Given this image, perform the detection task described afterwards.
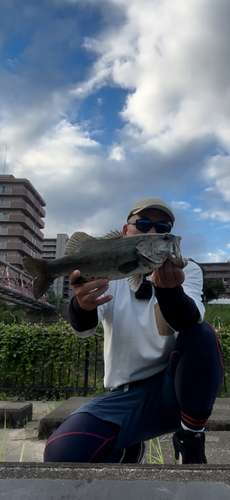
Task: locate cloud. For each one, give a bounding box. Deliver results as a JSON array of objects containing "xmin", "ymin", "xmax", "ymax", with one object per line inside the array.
[
  {"xmin": 70, "ymin": 0, "xmax": 230, "ymax": 201},
  {"xmin": 199, "ymin": 210, "xmax": 230, "ymax": 223},
  {"xmin": 171, "ymin": 201, "xmax": 191, "ymax": 211},
  {"xmin": 108, "ymin": 145, "xmax": 126, "ymax": 161},
  {"xmin": 0, "ymin": 0, "xmax": 230, "ymax": 264}
]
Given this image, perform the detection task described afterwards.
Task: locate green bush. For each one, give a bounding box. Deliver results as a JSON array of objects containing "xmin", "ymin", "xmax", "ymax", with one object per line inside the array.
[
  {"xmin": 216, "ymin": 326, "xmax": 230, "ymax": 396},
  {"xmin": 0, "ymin": 317, "xmax": 104, "ymax": 400}
]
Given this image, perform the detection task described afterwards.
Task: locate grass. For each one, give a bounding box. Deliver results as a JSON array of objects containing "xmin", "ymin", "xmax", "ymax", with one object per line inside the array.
[
  {"xmin": 0, "ymin": 414, "xmax": 26, "ymax": 462},
  {"xmin": 0, "ymin": 415, "xmax": 7, "ymax": 462},
  {"xmin": 146, "ymin": 435, "xmax": 172, "ymax": 464},
  {"xmin": 204, "ymin": 304, "xmax": 230, "ymax": 327}
]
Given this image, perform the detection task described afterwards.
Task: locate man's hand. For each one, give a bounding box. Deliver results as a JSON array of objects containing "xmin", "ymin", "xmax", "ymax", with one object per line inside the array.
[
  {"xmin": 70, "ymin": 270, "xmax": 113, "ymax": 311},
  {"xmin": 151, "ymin": 258, "xmax": 188, "ymax": 289}
]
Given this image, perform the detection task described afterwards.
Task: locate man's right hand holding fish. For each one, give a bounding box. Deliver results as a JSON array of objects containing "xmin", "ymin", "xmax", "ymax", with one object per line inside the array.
[
  {"xmin": 44, "ymin": 197, "xmax": 224, "ymax": 466},
  {"xmin": 70, "ymin": 272, "xmax": 112, "ymax": 310}
]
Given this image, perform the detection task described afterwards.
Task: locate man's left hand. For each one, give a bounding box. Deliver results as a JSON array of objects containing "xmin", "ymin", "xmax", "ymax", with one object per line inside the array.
[{"xmin": 151, "ymin": 258, "xmax": 188, "ymax": 288}]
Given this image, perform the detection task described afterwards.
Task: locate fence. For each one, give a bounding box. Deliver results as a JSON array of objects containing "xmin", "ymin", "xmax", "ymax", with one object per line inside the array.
[{"xmin": 0, "ymin": 321, "xmax": 105, "ymax": 398}]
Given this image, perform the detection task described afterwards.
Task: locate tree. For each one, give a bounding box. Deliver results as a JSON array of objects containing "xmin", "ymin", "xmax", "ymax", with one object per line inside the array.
[{"xmin": 202, "ymin": 278, "xmax": 226, "ymax": 303}]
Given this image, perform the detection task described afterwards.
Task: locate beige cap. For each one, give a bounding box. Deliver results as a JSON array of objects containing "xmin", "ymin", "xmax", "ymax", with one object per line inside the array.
[{"xmin": 127, "ymin": 197, "xmax": 175, "ymax": 225}]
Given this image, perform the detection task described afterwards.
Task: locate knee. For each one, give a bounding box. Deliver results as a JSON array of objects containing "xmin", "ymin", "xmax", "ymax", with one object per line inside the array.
[{"xmin": 181, "ymin": 320, "xmax": 219, "ymax": 347}]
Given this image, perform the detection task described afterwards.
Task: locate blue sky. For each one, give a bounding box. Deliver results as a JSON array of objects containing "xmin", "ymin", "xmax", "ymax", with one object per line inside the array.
[{"xmin": 0, "ymin": 0, "xmax": 230, "ymax": 263}]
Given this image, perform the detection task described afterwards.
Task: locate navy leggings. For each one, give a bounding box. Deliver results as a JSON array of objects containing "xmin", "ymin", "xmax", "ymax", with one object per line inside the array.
[{"xmin": 44, "ymin": 321, "xmax": 224, "ymax": 462}]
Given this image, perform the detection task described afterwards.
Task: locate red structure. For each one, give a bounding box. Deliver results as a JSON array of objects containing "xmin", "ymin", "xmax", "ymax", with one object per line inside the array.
[{"xmin": 0, "ymin": 258, "xmax": 54, "ymax": 310}]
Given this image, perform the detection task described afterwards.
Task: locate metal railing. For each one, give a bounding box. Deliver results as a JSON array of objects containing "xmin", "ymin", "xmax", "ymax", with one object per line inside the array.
[{"xmin": 0, "ymin": 336, "xmax": 104, "ymax": 398}]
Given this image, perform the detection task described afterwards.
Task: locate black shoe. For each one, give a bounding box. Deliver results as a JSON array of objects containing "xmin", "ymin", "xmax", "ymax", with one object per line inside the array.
[
  {"xmin": 120, "ymin": 442, "xmax": 146, "ymax": 463},
  {"xmin": 173, "ymin": 430, "xmax": 207, "ymax": 464}
]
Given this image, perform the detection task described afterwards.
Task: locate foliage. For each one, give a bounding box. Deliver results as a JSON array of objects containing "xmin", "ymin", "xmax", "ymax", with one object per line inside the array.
[
  {"xmin": 215, "ymin": 326, "xmax": 230, "ymax": 396},
  {"xmin": 202, "ymin": 278, "xmax": 226, "ymax": 303},
  {"xmin": 204, "ymin": 304, "xmax": 230, "ymax": 327},
  {"xmin": 45, "ymin": 288, "xmax": 66, "ymax": 312},
  {"xmin": 200, "ymin": 265, "xmax": 226, "ymax": 303},
  {"xmin": 0, "ymin": 300, "xmax": 24, "ymax": 324},
  {"xmin": 0, "ymin": 317, "xmax": 104, "ymax": 400}
]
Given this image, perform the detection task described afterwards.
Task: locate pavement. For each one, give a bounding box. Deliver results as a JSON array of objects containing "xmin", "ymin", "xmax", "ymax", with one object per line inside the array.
[
  {"xmin": 0, "ymin": 397, "xmax": 230, "ymax": 465},
  {"xmin": 1, "ymin": 398, "xmax": 230, "ymax": 497},
  {"xmin": 0, "ymin": 400, "xmax": 62, "ymax": 462}
]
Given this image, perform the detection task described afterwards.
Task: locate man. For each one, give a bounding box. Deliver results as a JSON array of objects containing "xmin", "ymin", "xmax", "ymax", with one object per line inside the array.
[{"xmin": 44, "ymin": 197, "xmax": 223, "ymax": 464}]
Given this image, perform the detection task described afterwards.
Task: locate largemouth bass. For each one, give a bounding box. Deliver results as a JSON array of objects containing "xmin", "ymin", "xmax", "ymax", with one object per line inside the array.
[{"xmin": 22, "ymin": 230, "xmax": 184, "ymax": 300}]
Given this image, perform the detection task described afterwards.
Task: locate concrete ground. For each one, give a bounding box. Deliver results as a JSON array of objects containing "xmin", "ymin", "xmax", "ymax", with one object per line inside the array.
[
  {"xmin": 0, "ymin": 401, "xmax": 62, "ymax": 462},
  {"xmin": 0, "ymin": 398, "xmax": 230, "ymax": 464}
]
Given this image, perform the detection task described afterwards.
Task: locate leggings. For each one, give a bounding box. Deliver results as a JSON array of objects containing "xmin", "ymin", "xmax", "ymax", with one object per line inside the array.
[{"xmin": 44, "ymin": 321, "xmax": 224, "ymax": 462}]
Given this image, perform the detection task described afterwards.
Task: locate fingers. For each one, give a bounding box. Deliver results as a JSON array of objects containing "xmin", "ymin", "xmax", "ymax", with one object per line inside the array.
[
  {"xmin": 69, "ymin": 270, "xmax": 113, "ymax": 311},
  {"xmin": 151, "ymin": 259, "xmax": 185, "ymax": 288},
  {"xmin": 70, "ymin": 269, "xmax": 81, "ymax": 284}
]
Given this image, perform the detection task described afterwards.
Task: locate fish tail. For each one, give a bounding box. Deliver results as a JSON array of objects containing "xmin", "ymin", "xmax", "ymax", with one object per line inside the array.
[{"xmin": 22, "ymin": 257, "xmax": 54, "ymax": 300}]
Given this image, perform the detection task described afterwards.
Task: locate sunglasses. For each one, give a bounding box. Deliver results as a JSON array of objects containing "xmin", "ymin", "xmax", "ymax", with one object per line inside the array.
[{"xmin": 128, "ymin": 219, "xmax": 172, "ymax": 234}]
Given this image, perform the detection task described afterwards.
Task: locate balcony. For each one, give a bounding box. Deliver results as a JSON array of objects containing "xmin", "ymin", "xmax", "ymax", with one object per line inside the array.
[
  {"xmin": 7, "ymin": 229, "xmax": 43, "ymax": 252},
  {"xmin": 1, "ymin": 187, "xmax": 46, "ymax": 217},
  {"xmin": 8, "ymin": 200, "xmax": 45, "ymax": 222},
  {"xmin": 8, "ymin": 213, "xmax": 45, "ymax": 230},
  {"xmin": 4, "ymin": 225, "xmax": 43, "ymax": 242},
  {"xmin": 4, "ymin": 241, "xmax": 41, "ymax": 258}
]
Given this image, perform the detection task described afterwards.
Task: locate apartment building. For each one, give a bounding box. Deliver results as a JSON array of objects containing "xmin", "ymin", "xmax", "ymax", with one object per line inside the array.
[
  {"xmin": 42, "ymin": 234, "xmax": 71, "ymax": 300},
  {"xmin": 0, "ymin": 174, "xmax": 45, "ymax": 267},
  {"xmin": 199, "ymin": 261, "xmax": 230, "ymax": 298}
]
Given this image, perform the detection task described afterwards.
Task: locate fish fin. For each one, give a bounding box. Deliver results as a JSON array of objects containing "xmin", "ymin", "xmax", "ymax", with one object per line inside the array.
[
  {"xmin": 65, "ymin": 230, "xmax": 123, "ymax": 254},
  {"xmin": 118, "ymin": 260, "xmax": 139, "ymax": 274},
  {"xmin": 22, "ymin": 257, "xmax": 54, "ymax": 300},
  {"xmin": 65, "ymin": 231, "xmax": 96, "ymax": 255},
  {"xmin": 128, "ymin": 274, "xmax": 143, "ymax": 292},
  {"xmin": 99, "ymin": 230, "xmax": 123, "ymax": 240}
]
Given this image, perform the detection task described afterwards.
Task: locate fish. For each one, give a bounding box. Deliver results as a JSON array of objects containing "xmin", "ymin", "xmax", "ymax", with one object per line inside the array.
[{"xmin": 22, "ymin": 229, "xmax": 184, "ymax": 300}]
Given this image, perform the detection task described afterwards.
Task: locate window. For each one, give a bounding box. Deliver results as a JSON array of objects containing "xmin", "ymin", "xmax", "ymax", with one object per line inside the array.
[
  {"xmin": 0, "ymin": 200, "xmax": 10, "ymax": 207},
  {"xmin": 0, "ymin": 213, "xmax": 9, "ymax": 220},
  {"xmin": 0, "ymin": 186, "xmax": 11, "ymax": 193}
]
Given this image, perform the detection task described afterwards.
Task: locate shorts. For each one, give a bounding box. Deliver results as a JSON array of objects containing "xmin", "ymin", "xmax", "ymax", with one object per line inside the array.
[{"xmin": 71, "ymin": 369, "xmax": 181, "ymax": 451}]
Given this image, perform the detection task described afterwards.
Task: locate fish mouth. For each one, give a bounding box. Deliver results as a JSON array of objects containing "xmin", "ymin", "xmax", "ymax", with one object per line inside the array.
[{"xmin": 166, "ymin": 237, "xmax": 184, "ymax": 267}]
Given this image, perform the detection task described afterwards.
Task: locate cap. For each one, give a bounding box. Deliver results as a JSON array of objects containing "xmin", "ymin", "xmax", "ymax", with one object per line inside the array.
[{"xmin": 127, "ymin": 197, "xmax": 175, "ymax": 225}]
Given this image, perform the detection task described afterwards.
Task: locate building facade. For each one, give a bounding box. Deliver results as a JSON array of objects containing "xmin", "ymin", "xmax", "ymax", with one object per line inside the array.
[
  {"xmin": 199, "ymin": 261, "xmax": 230, "ymax": 298},
  {"xmin": 0, "ymin": 174, "xmax": 45, "ymax": 267},
  {"xmin": 42, "ymin": 234, "xmax": 71, "ymax": 300}
]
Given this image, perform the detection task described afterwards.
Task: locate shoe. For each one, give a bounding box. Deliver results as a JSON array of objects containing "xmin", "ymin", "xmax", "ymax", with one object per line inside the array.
[
  {"xmin": 120, "ymin": 441, "xmax": 146, "ymax": 463},
  {"xmin": 173, "ymin": 430, "xmax": 207, "ymax": 464}
]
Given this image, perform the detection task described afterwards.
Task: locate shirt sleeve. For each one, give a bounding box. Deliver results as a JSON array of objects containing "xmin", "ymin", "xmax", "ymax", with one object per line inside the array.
[
  {"xmin": 68, "ymin": 296, "xmax": 98, "ymax": 338},
  {"xmin": 153, "ymin": 260, "xmax": 205, "ymax": 331}
]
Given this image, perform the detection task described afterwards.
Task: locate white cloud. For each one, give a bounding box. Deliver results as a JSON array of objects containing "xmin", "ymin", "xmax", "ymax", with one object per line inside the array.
[
  {"xmin": 204, "ymin": 155, "xmax": 230, "ymax": 202},
  {"xmin": 1, "ymin": 0, "xmax": 230, "ymax": 263},
  {"xmin": 69, "ymin": 0, "xmax": 230, "ymax": 205},
  {"xmin": 108, "ymin": 145, "xmax": 126, "ymax": 161},
  {"xmin": 199, "ymin": 210, "xmax": 230, "ymax": 223},
  {"xmin": 171, "ymin": 201, "xmax": 191, "ymax": 210}
]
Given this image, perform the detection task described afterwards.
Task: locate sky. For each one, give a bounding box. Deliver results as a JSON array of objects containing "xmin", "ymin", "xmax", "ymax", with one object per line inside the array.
[{"xmin": 0, "ymin": 0, "xmax": 230, "ymax": 263}]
